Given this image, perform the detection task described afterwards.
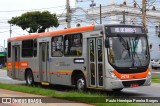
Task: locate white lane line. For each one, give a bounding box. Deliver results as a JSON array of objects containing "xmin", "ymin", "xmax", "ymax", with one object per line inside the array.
[
  {"xmin": 123, "ymin": 89, "xmax": 137, "ymax": 92},
  {"xmin": 151, "ymin": 72, "xmax": 160, "ymax": 73}
]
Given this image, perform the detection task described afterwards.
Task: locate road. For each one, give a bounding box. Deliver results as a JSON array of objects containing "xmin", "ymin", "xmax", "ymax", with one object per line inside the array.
[
  {"xmin": 151, "ymin": 68, "xmax": 160, "ymax": 76},
  {"xmin": 0, "ymin": 70, "xmax": 94, "ymax": 106},
  {"xmin": 1, "ymin": 69, "xmax": 160, "ymax": 97}
]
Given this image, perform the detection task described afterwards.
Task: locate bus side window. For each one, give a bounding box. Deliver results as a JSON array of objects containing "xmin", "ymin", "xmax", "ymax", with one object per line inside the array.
[
  {"xmin": 51, "ymin": 36, "xmax": 63, "ymax": 57},
  {"xmin": 33, "ymin": 39, "xmax": 37, "ymax": 57},
  {"xmin": 22, "ymin": 39, "xmax": 34, "ymax": 57},
  {"xmin": 64, "ymin": 33, "xmax": 82, "ymax": 56}
]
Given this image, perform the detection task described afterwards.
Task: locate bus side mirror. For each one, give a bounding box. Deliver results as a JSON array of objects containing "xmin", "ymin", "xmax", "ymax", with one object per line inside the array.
[{"xmin": 105, "ymin": 39, "xmax": 110, "ymax": 48}]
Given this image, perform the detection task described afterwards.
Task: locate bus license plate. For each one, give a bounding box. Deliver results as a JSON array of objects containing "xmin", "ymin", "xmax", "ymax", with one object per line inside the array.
[{"xmin": 130, "ymin": 84, "xmax": 139, "ymax": 88}]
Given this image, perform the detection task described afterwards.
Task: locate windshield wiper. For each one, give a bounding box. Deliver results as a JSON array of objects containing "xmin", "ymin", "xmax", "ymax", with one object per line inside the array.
[{"xmin": 117, "ymin": 34, "xmax": 131, "ymax": 57}]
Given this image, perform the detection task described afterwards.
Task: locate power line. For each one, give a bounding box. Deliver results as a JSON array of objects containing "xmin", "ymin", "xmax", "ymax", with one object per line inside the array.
[{"xmin": 0, "ymin": 5, "xmax": 65, "ymax": 13}]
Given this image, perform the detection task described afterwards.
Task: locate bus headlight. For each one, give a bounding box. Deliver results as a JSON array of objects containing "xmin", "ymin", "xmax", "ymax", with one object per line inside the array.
[
  {"xmin": 147, "ymin": 71, "xmax": 151, "ymax": 77},
  {"xmin": 109, "ymin": 71, "xmax": 118, "ymax": 79}
]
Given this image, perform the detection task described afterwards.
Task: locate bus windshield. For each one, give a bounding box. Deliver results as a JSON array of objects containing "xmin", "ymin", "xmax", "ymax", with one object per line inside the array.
[{"xmin": 108, "ymin": 34, "xmax": 149, "ymax": 68}]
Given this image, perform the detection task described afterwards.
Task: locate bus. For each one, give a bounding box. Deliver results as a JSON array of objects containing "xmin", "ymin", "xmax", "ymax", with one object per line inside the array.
[{"xmin": 7, "ymin": 24, "xmax": 151, "ymax": 91}]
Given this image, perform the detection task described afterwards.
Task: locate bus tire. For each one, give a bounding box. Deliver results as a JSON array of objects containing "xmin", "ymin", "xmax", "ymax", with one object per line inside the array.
[
  {"xmin": 26, "ymin": 70, "xmax": 34, "ymax": 86},
  {"xmin": 76, "ymin": 75, "xmax": 86, "ymax": 91},
  {"xmin": 112, "ymin": 88, "xmax": 123, "ymax": 92}
]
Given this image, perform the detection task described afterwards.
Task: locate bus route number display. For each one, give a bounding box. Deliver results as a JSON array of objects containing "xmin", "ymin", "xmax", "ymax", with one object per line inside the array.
[{"xmin": 110, "ymin": 27, "xmax": 143, "ymax": 34}]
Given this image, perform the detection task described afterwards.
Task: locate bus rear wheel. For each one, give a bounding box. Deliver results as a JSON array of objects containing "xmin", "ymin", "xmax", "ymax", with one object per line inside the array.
[
  {"xmin": 26, "ymin": 71, "xmax": 34, "ymax": 86},
  {"xmin": 76, "ymin": 75, "xmax": 86, "ymax": 91}
]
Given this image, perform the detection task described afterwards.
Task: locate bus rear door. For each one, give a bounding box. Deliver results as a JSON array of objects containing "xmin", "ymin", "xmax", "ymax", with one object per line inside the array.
[
  {"xmin": 88, "ymin": 37, "xmax": 104, "ymax": 88},
  {"xmin": 12, "ymin": 46, "xmax": 20, "ymax": 79}
]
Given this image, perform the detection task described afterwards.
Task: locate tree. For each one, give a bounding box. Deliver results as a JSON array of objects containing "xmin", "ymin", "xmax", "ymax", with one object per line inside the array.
[{"xmin": 8, "ymin": 11, "xmax": 59, "ymax": 33}]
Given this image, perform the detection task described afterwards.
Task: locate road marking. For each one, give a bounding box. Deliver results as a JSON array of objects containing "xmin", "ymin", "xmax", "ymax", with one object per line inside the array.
[
  {"xmin": 152, "ymin": 72, "xmax": 160, "ymax": 73},
  {"xmin": 123, "ymin": 89, "xmax": 137, "ymax": 92}
]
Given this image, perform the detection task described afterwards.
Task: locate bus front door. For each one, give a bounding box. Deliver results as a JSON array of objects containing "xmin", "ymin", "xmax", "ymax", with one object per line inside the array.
[
  {"xmin": 40, "ymin": 42, "xmax": 50, "ymax": 82},
  {"xmin": 88, "ymin": 37, "xmax": 104, "ymax": 88},
  {"xmin": 13, "ymin": 46, "xmax": 20, "ymax": 79}
]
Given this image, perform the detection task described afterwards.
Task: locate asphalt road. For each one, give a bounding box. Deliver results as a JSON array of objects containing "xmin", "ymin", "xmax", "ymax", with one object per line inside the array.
[
  {"xmin": 0, "ymin": 69, "xmax": 93, "ymax": 106},
  {"xmin": 1, "ymin": 69, "xmax": 160, "ymax": 98},
  {"xmin": 151, "ymin": 68, "xmax": 160, "ymax": 76}
]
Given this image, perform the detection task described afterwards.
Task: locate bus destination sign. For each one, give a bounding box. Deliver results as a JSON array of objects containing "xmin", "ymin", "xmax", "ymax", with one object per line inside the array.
[
  {"xmin": 110, "ymin": 27, "xmax": 143, "ymax": 34},
  {"xmin": 115, "ymin": 27, "xmax": 136, "ymax": 33}
]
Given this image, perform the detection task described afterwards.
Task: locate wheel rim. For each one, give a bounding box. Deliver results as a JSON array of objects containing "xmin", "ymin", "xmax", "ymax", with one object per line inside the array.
[
  {"xmin": 77, "ymin": 78, "xmax": 85, "ymax": 91},
  {"xmin": 27, "ymin": 74, "xmax": 32, "ymax": 85}
]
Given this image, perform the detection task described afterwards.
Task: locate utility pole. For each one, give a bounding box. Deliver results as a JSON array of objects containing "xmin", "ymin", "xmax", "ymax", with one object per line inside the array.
[
  {"xmin": 123, "ymin": 11, "xmax": 126, "ymax": 24},
  {"xmin": 142, "ymin": 0, "xmax": 147, "ymax": 32},
  {"xmin": 10, "ymin": 23, "xmax": 12, "ymax": 37},
  {"xmin": 66, "ymin": 0, "xmax": 71, "ymax": 28},
  {"xmin": 100, "ymin": 4, "xmax": 102, "ymax": 24}
]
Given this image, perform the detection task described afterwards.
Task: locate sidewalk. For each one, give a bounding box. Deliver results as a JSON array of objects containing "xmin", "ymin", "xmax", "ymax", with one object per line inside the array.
[{"xmin": 0, "ymin": 89, "xmax": 94, "ymax": 106}]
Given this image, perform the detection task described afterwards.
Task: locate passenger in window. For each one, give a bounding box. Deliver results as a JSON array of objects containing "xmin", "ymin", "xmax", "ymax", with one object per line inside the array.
[{"xmin": 65, "ymin": 38, "xmax": 69, "ymax": 55}]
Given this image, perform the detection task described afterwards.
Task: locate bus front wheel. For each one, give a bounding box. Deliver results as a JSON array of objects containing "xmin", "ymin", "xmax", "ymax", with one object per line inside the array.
[
  {"xmin": 76, "ymin": 75, "xmax": 86, "ymax": 91},
  {"xmin": 26, "ymin": 71, "xmax": 34, "ymax": 86}
]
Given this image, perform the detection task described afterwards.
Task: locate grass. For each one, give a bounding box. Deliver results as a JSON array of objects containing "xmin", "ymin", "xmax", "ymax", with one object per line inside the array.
[
  {"xmin": 152, "ymin": 76, "xmax": 160, "ymax": 83},
  {"xmin": 2, "ymin": 67, "xmax": 7, "ymax": 70},
  {"xmin": 0, "ymin": 83, "xmax": 139, "ymax": 106}
]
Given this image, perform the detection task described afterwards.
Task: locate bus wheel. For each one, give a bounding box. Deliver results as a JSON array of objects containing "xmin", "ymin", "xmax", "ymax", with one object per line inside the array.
[
  {"xmin": 26, "ymin": 71, "xmax": 34, "ymax": 86},
  {"xmin": 76, "ymin": 75, "xmax": 86, "ymax": 91},
  {"xmin": 112, "ymin": 88, "xmax": 123, "ymax": 92}
]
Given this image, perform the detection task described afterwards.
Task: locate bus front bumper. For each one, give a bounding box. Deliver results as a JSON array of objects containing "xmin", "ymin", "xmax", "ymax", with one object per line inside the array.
[{"xmin": 105, "ymin": 75, "xmax": 151, "ymax": 90}]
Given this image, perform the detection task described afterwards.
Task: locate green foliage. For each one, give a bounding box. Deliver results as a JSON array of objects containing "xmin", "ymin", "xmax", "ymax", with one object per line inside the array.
[
  {"xmin": 152, "ymin": 76, "xmax": 160, "ymax": 83},
  {"xmin": 8, "ymin": 11, "xmax": 59, "ymax": 33},
  {"xmin": 0, "ymin": 83, "xmax": 139, "ymax": 106}
]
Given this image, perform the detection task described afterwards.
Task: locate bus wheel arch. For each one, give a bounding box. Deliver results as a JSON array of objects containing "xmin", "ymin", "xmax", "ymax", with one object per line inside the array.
[
  {"xmin": 25, "ymin": 68, "xmax": 34, "ymax": 86},
  {"xmin": 71, "ymin": 70, "xmax": 86, "ymax": 91}
]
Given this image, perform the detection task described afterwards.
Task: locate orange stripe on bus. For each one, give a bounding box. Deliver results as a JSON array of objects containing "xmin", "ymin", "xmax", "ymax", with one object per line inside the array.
[
  {"xmin": 7, "ymin": 62, "xmax": 12, "ymax": 66},
  {"xmin": 33, "ymin": 70, "xmax": 39, "ymax": 73},
  {"xmin": 7, "ymin": 61, "xmax": 29, "ymax": 70},
  {"xmin": 7, "ymin": 62, "xmax": 12, "ymax": 69},
  {"xmin": 8, "ymin": 25, "xmax": 94, "ymax": 41},
  {"xmin": 50, "ymin": 70, "xmax": 72, "ymax": 75},
  {"xmin": 15, "ymin": 62, "xmax": 19, "ymax": 66},
  {"xmin": 20, "ymin": 61, "xmax": 28, "ymax": 68},
  {"xmin": 113, "ymin": 68, "xmax": 150, "ymax": 80},
  {"xmin": 7, "ymin": 66, "xmax": 12, "ymax": 69}
]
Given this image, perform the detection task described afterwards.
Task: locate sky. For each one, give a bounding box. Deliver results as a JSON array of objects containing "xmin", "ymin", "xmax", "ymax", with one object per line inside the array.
[
  {"xmin": 0, "ymin": 0, "xmax": 76, "ymax": 48},
  {"xmin": 0, "ymin": 0, "xmax": 159, "ymax": 49}
]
